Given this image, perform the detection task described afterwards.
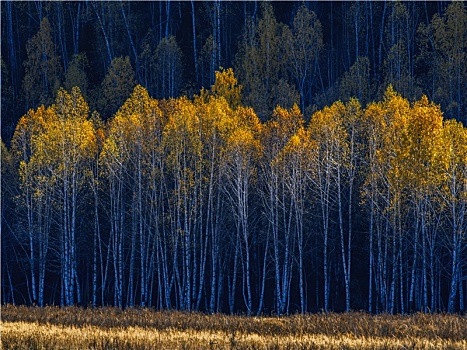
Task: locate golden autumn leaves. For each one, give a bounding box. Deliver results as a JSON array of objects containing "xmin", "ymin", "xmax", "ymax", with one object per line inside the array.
[{"xmin": 11, "ymin": 69, "xmax": 467, "ymax": 252}]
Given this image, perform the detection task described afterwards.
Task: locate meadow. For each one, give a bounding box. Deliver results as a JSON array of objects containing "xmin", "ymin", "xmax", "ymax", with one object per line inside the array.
[{"xmin": 1, "ymin": 305, "xmax": 466, "ymax": 349}]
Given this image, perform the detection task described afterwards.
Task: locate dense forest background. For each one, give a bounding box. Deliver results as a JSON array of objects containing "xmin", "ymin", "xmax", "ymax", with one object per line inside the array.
[
  {"xmin": 1, "ymin": 1, "xmax": 467, "ymax": 314},
  {"xmin": 2, "ymin": 1, "xmax": 467, "ymax": 142}
]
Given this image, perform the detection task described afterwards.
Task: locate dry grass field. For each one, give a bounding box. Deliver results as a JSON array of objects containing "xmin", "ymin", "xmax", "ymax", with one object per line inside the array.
[{"xmin": 1, "ymin": 305, "xmax": 466, "ymax": 349}]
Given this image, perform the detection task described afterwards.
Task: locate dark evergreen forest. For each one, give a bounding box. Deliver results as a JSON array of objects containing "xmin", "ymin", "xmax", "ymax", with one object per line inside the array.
[{"xmin": 1, "ymin": 1, "xmax": 467, "ymax": 314}]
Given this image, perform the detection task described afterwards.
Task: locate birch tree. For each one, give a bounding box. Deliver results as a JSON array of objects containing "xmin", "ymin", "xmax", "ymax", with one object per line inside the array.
[
  {"xmin": 260, "ymin": 104, "xmax": 303, "ymax": 315},
  {"xmin": 440, "ymin": 119, "xmax": 467, "ymax": 312},
  {"xmin": 22, "ymin": 17, "xmax": 62, "ymax": 109},
  {"xmin": 308, "ymin": 101, "xmax": 348, "ymax": 312},
  {"xmin": 162, "ymin": 96, "xmax": 203, "ymax": 310},
  {"xmin": 283, "ymin": 4, "xmax": 322, "ymax": 113},
  {"xmin": 361, "ymin": 100, "xmax": 387, "ymax": 313},
  {"xmin": 34, "ymin": 87, "xmax": 96, "ymax": 306},
  {"xmin": 275, "ymin": 126, "xmax": 310, "ymax": 313},
  {"xmin": 11, "ymin": 105, "xmax": 56, "ymax": 306},
  {"xmin": 222, "ymin": 106, "xmax": 261, "ymax": 314},
  {"xmin": 98, "ymin": 56, "xmax": 136, "ymax": 119}
]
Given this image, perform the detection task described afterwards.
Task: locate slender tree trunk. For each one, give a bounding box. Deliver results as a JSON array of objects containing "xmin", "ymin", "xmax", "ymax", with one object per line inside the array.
[
  {"xmin": 27, "ymin": 185, "xmax": 37, "ymax": 305},
  {"xmin": 229, "ymin": 234, "xmax": 239, "ymax": 314},
  {"xmin": 191, "ymin": 1, "xmax": 198, "ymax": 83},
  {"xmin": 6, "ymin": 1, "xmax": 18, "ymax": 98},
  {"xmin": 368, "ymin": 195, "xmax": 374, "ymax": 313},
  {"xmin": 409, "ymin": 204, "xmax": 419, "ymax": 312},
  {"xmin": 398, "ymin": 203, "xmax": 404, "ymax": 314},
  {"xmin": 91, "ymin": 2, "xmax": 113, "ymax": 65},
  {"xmin": 92, "ymin": 174, "xmax": 99, "ymax": 307},
  {"xmin": 337, "ymin": 167, "xmax": 350, "ymax": 312},
  {"xmin": 422, "ymin": 206, "xmax": 428, "ymax": 312},
  {"xmin": 128, "ymin": 204, "xmax": 136, "ymax": 306},
  {"xmin": 165, "ymin": 0, "xmax": 170, "ymax": 37},
  {"xmin": 120, "ymin": 2, "xmax": 139, "ymax": 76},
  {"xmin": 257, "ymin": 230, "xmax": 269, "ymax": 315}
]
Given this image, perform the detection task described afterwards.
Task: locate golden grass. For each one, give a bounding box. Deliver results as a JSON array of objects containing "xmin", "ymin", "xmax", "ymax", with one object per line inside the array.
[{"xmin": 1, "ymin": 305, "xmax": 466, "ymax": 349}]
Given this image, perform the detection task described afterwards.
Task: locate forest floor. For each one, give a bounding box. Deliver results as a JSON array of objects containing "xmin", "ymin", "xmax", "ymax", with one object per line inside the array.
[{"xmin": 1, "ymin": 305, "xmax": 466, "ymax": 349}]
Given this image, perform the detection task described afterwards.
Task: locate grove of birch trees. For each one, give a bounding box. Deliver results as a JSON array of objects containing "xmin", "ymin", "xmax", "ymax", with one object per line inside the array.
[
  {"xmin": 2, "ymin": 68, "xmax": 466, "ymax": 314},
  {"xmin": 2, "ymin": 1, "xmax": 467, "ymax": 314}
]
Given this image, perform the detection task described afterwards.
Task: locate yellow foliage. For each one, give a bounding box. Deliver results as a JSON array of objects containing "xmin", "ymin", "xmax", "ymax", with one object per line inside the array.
[
  {"xmin": 270, "ymin": 104, "xmax": 304, "ymax": 137},
  {"xmin": 235, "ymin": 106, "xmax": 262, "ymax": 136},
  {"xmin": 211, "ymin": 68, "xmax": 242, "ymax": 109}
]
